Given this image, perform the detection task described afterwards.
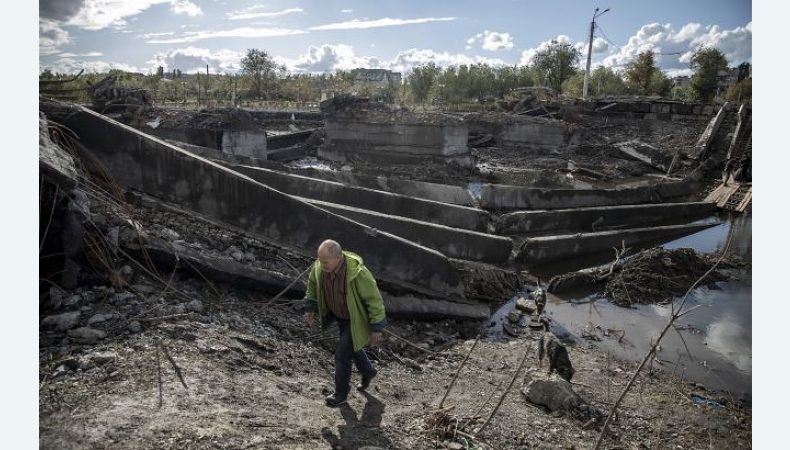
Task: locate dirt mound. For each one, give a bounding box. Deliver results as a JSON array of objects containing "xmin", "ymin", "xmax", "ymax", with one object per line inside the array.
[{"xmin": 603, "ymin": 247, "xmax": 738, "ymax": 306}]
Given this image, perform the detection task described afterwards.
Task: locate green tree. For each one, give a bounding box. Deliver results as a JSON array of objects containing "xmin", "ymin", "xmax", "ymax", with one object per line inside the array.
[
  {"xmin": 689, "ymin": 46, "xmax": 728, "ymax": 102},
  {"xmin": 408, "ymin": 63, "xmax": 441, "ymax": 105},
  {"xmin": 624, "ymin": 50, "xmax": 657, "ymax": 95},
  {"xmin": 530, "ymin": 39, "xmax": 581, "ymax": 93},
  {"xmin": 562, "ymin": 66, "xmax": 626, "ymax": 98},
  {"xmin": 725, "ymin": 78, "xmax": 751, "ymax": 104},
  {"xmin": 240, "ymin": 48, "xmax": 282, "ymax": 100},
  {"xmin": 649, "ymin": 70, "xmax": 672, "ymax": 97},
  {"xmin": 736, "ymin": 62, "xmax": 751, "ymax": 82}
]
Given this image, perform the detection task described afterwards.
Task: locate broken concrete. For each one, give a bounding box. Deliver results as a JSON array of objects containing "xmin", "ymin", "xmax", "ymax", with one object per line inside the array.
[
  {"xmin": 39, "ymin": 112, "xmax": 77, "ymax": 188},
  {"xmin": 481, "ymin": 180, "xmax": 699, "ymax": 211},
  {"xmin": 303, "ymin": 198, "xmax": 513, "ymax": 264},
  {"xmin": 690, "ymin": 102, "xmax": 729, "ymax": 159},
  {"xmin": 274, "ymin": 167, "xmax": 476, "ymax": 206},
  {"xmin": 321, "ymin": 100, "xmax": 473, "ymax": 167},
  {"xmin": 45, "ymin": 104, "xmax": 467, "ymax": 299},
  {"xmin": 516, "ymin": 222, "xmax": 718, "ymax": 266},
  {"xmin": 231, "ymin": 165, "xmax": 492, "ymax": 232},
  {"xmin": 497, "ymin": 202, "xmax": 716, "ymax": 235},
  {"xmin": 150, "ymin": 127, "xmax": 267, "ymax": 160},
  {"xmin": 464, "ymin": 112, "xmax": 581, "ymax": 150}
]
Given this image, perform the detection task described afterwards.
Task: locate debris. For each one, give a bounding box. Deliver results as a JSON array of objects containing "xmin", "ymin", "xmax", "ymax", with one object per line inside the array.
[
  {"xmin": 41, "ymin": 311, "xmax": 81, "ymax": 331},
  {"xmin": 68, "ymin": 327, "xmax": 107, "ymax": 344},
  {"xmin": 522, "ymin": 372, "xmax": 603, "ymax": 424}
]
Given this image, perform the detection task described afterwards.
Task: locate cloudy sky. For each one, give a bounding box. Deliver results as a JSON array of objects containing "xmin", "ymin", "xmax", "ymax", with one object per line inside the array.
[{"xmin": 39, "ymin": 0, "xmax": 752, "ymax": 77}]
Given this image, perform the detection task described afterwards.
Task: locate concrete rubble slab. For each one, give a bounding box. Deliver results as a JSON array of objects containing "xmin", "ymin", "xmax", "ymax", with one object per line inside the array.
[
  {"xmin": 232, "ymin": 165, "xmax": 493, "ymax": 232},
  {"xmin": 272, "ymin": 167, "xmax": 476, "ymax": 206},
  {"xmin": 516, "ymin": 222, "xmax": 719, "ymax": 266},
  {"xmin": 481, "ymin": 180, "xmax": 699, "ymax": 211},
  {"xmin": 302, "ymin": 197, "xmax": 513, "ymax": 264},
  {"xmin": 124, "ymin": 231, "xmax": 489, "ymax": 319},
  {"xmin": 44, "ymin": 103, "xmax": 467, "ymax": 300},
  {"xmin": 39, "ymin": 112, "xmax": 77, "ymax": 188},
  {"xmin": 498, "ymin": 202, "xmax": 716, "ymax": 235},
  {"xmin": 320, "ymin": 97, "xmax": 473, "ymax": 167},
  {"xmin": 464, "ymin": 112, "xmax": 581, "ymax": 150}
]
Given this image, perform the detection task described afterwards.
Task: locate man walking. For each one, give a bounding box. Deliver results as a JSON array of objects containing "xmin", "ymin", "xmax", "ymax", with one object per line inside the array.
[{"xmin": 303, "ymin": 240, "xmax": 387, "ymax": 407}]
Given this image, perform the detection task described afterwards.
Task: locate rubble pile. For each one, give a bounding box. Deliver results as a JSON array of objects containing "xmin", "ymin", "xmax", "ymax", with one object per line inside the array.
[{"xmin": 603, "ymin": 247, "xmax": 742, "ymax": 306}]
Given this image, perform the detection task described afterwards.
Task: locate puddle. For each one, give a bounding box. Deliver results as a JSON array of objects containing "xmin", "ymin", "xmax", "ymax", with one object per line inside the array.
[{"xmin": 493, "ymin": 212, "xmax": 752, "ymax": 396}]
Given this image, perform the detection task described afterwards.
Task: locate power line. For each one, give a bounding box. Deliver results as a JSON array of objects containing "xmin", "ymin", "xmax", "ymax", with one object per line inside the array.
[{"xmin": 595, "ymin": 24, "xmax": 622, "ymax": 52}]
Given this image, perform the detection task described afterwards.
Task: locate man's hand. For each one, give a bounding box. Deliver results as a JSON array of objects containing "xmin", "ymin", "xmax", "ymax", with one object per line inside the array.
[
  {"xmin": 304, "ymin": 311, "xmax": 316, "ymax": 328},
  {"xmin": 369, "ymin": 331, "xmax": 383, "ymax": 346}
]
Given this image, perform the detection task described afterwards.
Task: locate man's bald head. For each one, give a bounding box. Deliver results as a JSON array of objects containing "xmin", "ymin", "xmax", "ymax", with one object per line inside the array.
[{"xmin": 317, "ymin": 240, "xmax": 343, "ymax": 272}]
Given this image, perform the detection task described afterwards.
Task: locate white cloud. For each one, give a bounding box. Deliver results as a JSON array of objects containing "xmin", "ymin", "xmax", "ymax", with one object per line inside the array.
[
  {"xmin": 137, "ymin": 31, "xmax": 176, "ymax": 39},
  {"xmin": 592, "ymin": 37, "xmax": 610, "ymax": 53},
  {"xmin": 58, "ymin": 51, "xmax": 103, "ymax": 57},
  {"xmin": 66, "ymin": 0, "xmax": 170, "ymax": 30},
  {"xmin": 278, "ymin": 44, "xmax": 381, "ymax": 73},
  {"xmin": 148, "ymin": 46, "xmax": 243, "ymax": 73},
  {"xmin": 310, "ymin": 17, "xmax": 456, "ymax": 31},
  {"xmin": 389, "ymin": 49, "xmax": 506, "ymax": 73},
  {"xmin": 226, "ymin": 6, "xmax": 303, "ymax": 21},
  {"xmin": 171, "ymin": 0, "xmax": 202, "ymax": 16},
  {"xmin": 518, "ymin": 35, "xmax": 574, "ymax": 66},
  {"xmin": 279, "ymin": 44, "xmax": 507, "ymax": 74},
  {"xmin": 41, "ymin": 57, "xmax": 141, "ymax": 74},
  {"xmin": 466, "ymin": 30, "xmax": 514, "ymax": 51},
  {"xmin": 146, "ymin": 27, "xmax": 307, "ymax": 44},
  {"xmin": 340, "ymin": 9, "xmax": 353, "ymax": 14},
  {"xmin": 40, "ymin": 18, "xmax": 70, "ymax": 56},
  {"xmin": 601, "ymin": 21, "xmax": 752, "ymax": 72},
  {"xmin": 65, "ymin": 0, "xmax": 205, "ymax": 30}
]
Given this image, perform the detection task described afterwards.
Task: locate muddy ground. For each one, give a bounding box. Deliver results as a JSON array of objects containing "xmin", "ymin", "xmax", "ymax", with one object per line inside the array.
[
  {"xmin": 40, "ymin": 281, "xmax": 751, "ymax": 450},
  {"xmin": 39, "ymin": 188, "xmax": 751, "ymax": 449}
]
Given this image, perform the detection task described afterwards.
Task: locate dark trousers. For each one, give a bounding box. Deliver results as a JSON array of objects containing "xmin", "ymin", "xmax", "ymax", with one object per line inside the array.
[{"xmin": 334, "ymin": 318, "xmax": 376, "ymax": 398}]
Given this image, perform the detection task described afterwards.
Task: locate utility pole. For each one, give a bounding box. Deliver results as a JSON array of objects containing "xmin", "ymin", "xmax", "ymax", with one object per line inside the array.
[{"xmin": 583, "ymin": 7, "xmax": 610, "ymax": 100}]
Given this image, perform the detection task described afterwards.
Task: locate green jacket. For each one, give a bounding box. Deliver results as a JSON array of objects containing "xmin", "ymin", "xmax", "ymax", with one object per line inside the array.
[{"xmin": 303, "ymin": 251, "xmax": 387, "ymax": 352}]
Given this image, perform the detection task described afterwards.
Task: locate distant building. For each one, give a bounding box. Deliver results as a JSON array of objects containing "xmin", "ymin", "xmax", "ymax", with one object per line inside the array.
[
  {"xmin": 351, "ymin": 68, "xmax": 402, "ymax": 90},
  {"xmin": 672, "ymin": 76, "xmax": 691, "ymax": 90}
]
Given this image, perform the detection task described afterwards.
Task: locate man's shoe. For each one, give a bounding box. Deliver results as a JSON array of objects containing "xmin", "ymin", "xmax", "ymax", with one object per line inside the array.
[
  {"xmin": 357, "ymin": 371, "xmax": 377, "ymax": 391},
  {"xmin": 325, "ymin": 393, "xmax": 348, "ymax": 407}
]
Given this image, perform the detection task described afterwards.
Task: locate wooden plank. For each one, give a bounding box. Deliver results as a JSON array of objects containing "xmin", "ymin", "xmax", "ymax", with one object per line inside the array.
[
  {"xmin": 736, "ymin": 188, "xmax": 752, "ymax": 212},
  {"xmin": 704, "ymin": 183, "xmax": 728, "ymax": 203},
  {"xmin": 716, "ymin": 184, "xmax": 741, "ymax": 208}
]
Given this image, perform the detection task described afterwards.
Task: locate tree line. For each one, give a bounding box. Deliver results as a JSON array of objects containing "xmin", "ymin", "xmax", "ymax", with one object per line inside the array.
[{"xmin": 39, "ymin": 45, "xmax": 751, "ymax": 107}]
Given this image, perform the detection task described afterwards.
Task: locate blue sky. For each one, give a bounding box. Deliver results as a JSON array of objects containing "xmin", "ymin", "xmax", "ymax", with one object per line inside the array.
[{"xmin": 39, "ymin": 0, "xmax": 752, "ymax": 76}]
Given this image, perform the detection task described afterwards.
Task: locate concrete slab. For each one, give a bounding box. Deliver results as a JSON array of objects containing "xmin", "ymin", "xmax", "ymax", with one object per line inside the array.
[
  {"xmin": 232, "ymin": 165, "xmax": 493, "ymax": 232},
  {"xmin": 498, "ymin": 202, "xmax": 717, "ymax": 235},
  {"xmin": 303, "ymin": 197, "xmax": 513, "ymax": 264},
  {"xmin": 480, "ymin": 180, "xmax": 699, "ymax": 211},
  {"xmin": 516, "ymin": 223, "xmax": 719, "ymax": 266},
  {"xmin": 45, "ymin": 104, "xmax": 466, "ymax": 299}
]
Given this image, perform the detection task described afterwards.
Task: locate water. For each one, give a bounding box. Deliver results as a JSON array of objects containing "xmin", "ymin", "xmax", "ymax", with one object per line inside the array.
[{"xmin": 490, "ymin": 212, "xmax": 752, "ymax": 397}]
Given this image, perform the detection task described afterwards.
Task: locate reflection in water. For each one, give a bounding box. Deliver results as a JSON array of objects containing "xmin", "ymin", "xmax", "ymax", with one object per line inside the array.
[
  {"xmin": 528, "ymin": 213, "xmax": 752, "ymax": 395},
  {"xmin": 706, "ymin": 314, "xmax": 752, "ymax": 373}
]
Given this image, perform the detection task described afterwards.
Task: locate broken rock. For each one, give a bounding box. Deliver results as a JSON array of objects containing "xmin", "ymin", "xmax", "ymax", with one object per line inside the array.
[
  {"xmin": 41, "ymin": 311, "xmax": 82, "ymax": 331},
  {"xmin": 85, "ymin": 351, "xmax": 118, "ymax": 366},
  {"xmin": 68, "ymin": 327, "xmax": 107, "ymax": 344},
  {"xmin": 186, "ymin": 299, "xmax": 204, "ymax": 313},
  {"xmin": 515, "ymin": 296, "xmax": 537, "ymax": 314},
  {"xmin": 522, "ymin": 372, "xmax": 603, "ymax": 424},
  {"xmin": 87, "ymin": 313, "xmax": 114, "ymax": 325}
]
